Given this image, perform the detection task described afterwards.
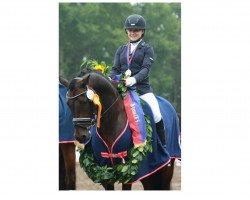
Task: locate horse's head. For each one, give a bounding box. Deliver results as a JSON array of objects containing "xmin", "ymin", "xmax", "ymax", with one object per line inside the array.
[
  {"xmin": 66, "ymin": 73, "xmax": 96, "ymax": 144},
  {"xmin": 66, "ymin": 71, "xmax": 119, "ymax": 145}
]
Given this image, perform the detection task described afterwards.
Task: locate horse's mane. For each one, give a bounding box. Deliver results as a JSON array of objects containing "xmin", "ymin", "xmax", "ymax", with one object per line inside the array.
[{"xmin": 68, "ymin": 70, "xmax": 115, "ymax": 93}]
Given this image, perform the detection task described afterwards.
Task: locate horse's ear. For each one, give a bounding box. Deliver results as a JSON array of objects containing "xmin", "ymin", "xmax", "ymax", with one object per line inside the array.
[
  {"xmin": 59, "ymin": 76, "xmax": 69, "ymax": 87},
  {"xmin": 79, "ymin": 74, "xmax": 90, "ymax": 85},
  {"xmin": 72, "ymin": 74, "xmax": 90, "ymax": 88}
]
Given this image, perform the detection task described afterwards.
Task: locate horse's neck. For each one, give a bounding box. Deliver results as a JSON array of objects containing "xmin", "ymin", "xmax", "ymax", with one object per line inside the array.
[
  {"xmin": 98, "ymin": 95, "xmax": 127, "ymax": 147},
  {"xmin": 91, "ymin": 74, "xmax": 127, "ymax": 146}
]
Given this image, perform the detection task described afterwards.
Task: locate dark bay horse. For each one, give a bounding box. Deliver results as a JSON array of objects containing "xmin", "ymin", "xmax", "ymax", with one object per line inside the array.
[
  {"xmin": 66, "ymin": 71, "xmax": 181, "ymax": 190},
  {"xmin": 59, "ymin": 76, "xmax": 76, "ymax": 190}
]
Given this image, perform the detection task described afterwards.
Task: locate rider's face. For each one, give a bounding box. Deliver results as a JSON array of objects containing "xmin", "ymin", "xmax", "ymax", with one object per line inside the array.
[{"xmin": 126, "ymin": 29, "xmax": 144, "ymax": 41}]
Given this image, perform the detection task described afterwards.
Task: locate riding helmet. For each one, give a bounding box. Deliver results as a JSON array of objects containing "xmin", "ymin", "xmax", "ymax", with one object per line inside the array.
[
  {"xmin": 124, "ymin": 14, "xmax": 146, "ymax": 37},
  {"xmin": 124, "ymin": 14, "xmax": 146, "ymax": 30}
]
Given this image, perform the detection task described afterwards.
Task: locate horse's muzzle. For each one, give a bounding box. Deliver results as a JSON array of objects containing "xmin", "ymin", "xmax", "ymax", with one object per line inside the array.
[
  {"xmin": 73, "ymin": 118, "xmax": 94, "ymax": 145},
  {"xmin": 74, "ymin": 127, "xmax": 92, "ymax": 144}
]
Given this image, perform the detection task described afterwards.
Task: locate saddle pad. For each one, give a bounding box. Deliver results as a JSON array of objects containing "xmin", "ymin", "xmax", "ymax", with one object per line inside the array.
[{"xmin": 154, "ymin": 96, "xmax": 181, "ymax": 158}]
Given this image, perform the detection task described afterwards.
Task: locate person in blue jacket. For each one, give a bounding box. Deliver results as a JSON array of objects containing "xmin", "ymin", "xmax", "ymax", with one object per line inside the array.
[{"xmin": 110, "ymin": 14, "xmax": 167, "ymax": 147}]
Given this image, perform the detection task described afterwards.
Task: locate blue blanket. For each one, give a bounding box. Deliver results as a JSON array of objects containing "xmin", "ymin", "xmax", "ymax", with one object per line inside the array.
[
  {"xmin": 156, "ymin": 96, "xmax": 181, "ymax": 158},
  {"xmin": 89, "ymin": 96, "xmax": 181, "ymax": 183},
  {"xmin": 59, "ymin": 83, "xmax": 74, "ymax": 143}
]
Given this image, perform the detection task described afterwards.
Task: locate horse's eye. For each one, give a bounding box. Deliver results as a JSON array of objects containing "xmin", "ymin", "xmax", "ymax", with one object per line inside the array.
[
  {"xmin": 79, "ymin": 98, "xmax": 87, "ymax": 104},
  {"xmin": 77, "ymin": 96, "xmax": 87, "ymax": 104}
]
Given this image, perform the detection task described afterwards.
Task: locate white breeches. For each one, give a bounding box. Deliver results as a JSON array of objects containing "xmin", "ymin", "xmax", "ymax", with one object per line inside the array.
[{"xmin": 139, "ymin": 92, "xmax": 162, "ymax": 123}]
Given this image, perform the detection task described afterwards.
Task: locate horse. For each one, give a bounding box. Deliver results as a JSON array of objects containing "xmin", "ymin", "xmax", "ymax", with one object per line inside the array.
[
  {"xmin": 66, "ymin": 71, "xmax": 181, "ymax": 190},
  {"xmin": 59, "ymin": 76, "xmax": 76, "ymax": 190}
]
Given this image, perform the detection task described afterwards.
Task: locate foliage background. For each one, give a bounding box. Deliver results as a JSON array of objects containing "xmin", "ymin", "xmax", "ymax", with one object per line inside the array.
[{"xmin": 59, "ymin": 3, "xmax": 181, "ymax": 113}]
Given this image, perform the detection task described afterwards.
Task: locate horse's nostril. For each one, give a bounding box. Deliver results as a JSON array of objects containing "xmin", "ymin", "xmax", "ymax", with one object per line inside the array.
[
  {"xmin": 75, "ymin": 135, "xmax": 87, "ymax": 144},
  {"xmin": 75, "ymin": 136, "xmax": 82, "ymax": 143}
]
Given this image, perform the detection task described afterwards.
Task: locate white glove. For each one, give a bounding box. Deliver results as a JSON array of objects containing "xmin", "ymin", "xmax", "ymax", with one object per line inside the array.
[{"xmin": 125, "ymin": 77, "xmax": 136, "ymax": 87}]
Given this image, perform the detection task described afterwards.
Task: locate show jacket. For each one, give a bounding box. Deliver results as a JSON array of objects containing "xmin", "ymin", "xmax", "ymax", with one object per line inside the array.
[{"xmin": 110, "ymin": 40, "xmax": 154, "ymax": 95}]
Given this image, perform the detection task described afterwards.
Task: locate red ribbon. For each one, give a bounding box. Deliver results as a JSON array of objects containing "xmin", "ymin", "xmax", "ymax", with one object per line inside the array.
[
  {"xmin": 101, "ymin": 151, "xmax": 128, "ymax": 164},
  {"xmin": 126, "ymin": 41, "xmax": 138, "ymax": 68}
]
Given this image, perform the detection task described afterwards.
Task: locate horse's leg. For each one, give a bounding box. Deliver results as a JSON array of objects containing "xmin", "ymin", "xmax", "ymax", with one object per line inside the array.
[
  {"xmin": 101, "ymin": 183, "xmax": 114, "ymax": 190},
  {"xmin": 60, "ymin": 143, "xmax": 76, "ymax": 190},
  {"xmin": 140, "ymin": 159, "xmax": 175, "ymax": 190},
  {"xmin": 122, "ymin": 183, "xmax": 132, "ymax": 190},
  {"xmin": 59, "ymin": 145, "xmax": 66, "ymax": 190},
  {"xmin": 140, "ymin": 172, "xmax": 159, "ymax": 190},
  {"xmin": 159, "ymin": 159, "xmax": 175, "ymax": 190}
]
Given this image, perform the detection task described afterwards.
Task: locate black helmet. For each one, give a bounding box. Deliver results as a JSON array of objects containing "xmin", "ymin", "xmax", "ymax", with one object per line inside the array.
[{"xmin": 124, "ymin": 14, "xmax": 146, "ymax": 30}]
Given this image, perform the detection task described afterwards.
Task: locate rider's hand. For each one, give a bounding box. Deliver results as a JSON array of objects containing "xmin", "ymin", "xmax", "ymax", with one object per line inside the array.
[{"xmin": 124, "ymin": 77, "xmax": 136, "ymax": 87}]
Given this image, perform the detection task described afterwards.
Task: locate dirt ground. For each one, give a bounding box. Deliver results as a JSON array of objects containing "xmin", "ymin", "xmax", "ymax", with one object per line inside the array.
[{"xmin": 76, "ymin": 160, "xmax": 181, "ymax": 190}]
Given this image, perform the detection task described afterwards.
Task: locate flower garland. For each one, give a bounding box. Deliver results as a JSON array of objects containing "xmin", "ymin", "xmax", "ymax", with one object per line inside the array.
[
  {"xmin": 77, "ymin": 59, "xmax": 153, "ymax": 184},
  {"xmin": 80, "ymin": 58, "xmax": 110, "ymax": 76}
]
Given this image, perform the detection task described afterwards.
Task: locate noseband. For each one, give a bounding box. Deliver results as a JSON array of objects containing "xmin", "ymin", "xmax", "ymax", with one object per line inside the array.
[
  {"xmin": 66, "ymin": 86, "xmax": 119, "ymax": 129},
  {"xmin": 73, "ymin": 117, "xmax": 96, "ymax": 130}
]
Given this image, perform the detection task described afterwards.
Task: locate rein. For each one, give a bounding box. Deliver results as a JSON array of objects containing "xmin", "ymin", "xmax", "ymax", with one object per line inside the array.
[{"xmin": 100, "ymin": 95, "xmax": 120, "ymax": 117}]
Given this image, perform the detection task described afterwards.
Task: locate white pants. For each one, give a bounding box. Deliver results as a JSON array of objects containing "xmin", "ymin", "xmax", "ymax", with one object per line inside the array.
[{"xmin": 139, "ymin": 93, "xmax": 162, "ymax": 123}]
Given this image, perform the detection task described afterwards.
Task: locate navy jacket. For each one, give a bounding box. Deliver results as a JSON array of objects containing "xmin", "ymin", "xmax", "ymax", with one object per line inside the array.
[{"xmin": 110, "ymin": 40, "xmax": 154, "ymax": 95}]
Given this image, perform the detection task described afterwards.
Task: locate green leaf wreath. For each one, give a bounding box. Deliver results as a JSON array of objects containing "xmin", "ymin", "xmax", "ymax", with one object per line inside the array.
[
  {"xmin": 77, "ymin": 59, "xmax": 153, "ymax": 184},
  {"xmin": 78, "ymin": 115, "xmax": 152, "ymax": 184}
]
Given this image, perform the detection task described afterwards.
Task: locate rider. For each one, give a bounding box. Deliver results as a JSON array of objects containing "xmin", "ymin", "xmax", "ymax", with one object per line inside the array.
[{"xmin": 110, "ymin": 14, "xmax": 167, "ymax": 147}]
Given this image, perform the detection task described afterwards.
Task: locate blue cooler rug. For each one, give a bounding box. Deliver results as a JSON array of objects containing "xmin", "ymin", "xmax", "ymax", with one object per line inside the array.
[
  {"xmin": 59, "ymin": 83, "xmax": 74, "ymax": 143},
  {"xmin": 88, "ymin": 96, "xmax": 181, "ymax": 184}
]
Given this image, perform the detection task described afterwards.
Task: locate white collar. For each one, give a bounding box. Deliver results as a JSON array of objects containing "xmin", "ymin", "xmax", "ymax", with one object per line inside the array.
[
  {"xmin": 130, "ymin": 39, "xmax": 141, "ymax": 53},
  {"xmin": 130, "ymin": 39, "xmax": 142, "ymax": 46}
]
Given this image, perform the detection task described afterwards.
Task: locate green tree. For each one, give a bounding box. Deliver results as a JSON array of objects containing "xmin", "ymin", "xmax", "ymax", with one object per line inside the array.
[{"xmin": 59, "ymin": 3, "xmax": 181, "ymax": 113}]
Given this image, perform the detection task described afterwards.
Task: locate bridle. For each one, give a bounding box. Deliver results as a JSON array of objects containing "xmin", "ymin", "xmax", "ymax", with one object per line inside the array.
[{"xmin": 66, "ymin": 86, "xmax": 120, "ymax": 130}]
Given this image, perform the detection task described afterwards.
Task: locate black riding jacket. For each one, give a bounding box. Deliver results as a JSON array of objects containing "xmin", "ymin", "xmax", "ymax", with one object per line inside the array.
[{"xmin": 110, "ymin": 40, "xmax": 154, "ymax": 95}]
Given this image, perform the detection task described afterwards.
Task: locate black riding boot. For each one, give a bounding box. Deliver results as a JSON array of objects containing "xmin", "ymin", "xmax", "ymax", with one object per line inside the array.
[{"xmin": 156, "ymin": 119, "xmax": 167, "ymax": 148}]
